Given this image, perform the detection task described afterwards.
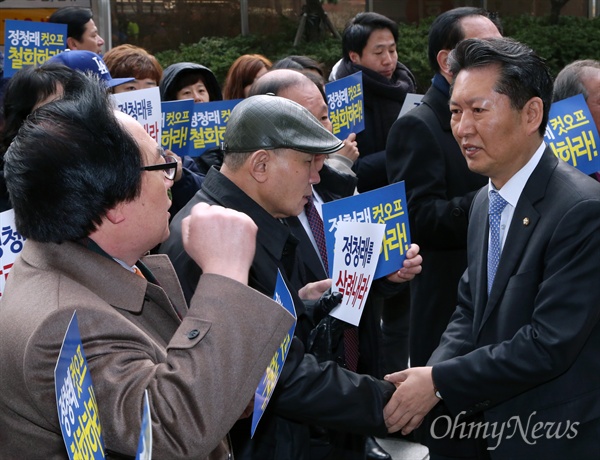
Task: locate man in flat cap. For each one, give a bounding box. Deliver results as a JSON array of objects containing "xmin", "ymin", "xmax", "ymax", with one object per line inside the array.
[{"xmin": 160, "ymin": 94, "xmax": 422, "ymax": 459}]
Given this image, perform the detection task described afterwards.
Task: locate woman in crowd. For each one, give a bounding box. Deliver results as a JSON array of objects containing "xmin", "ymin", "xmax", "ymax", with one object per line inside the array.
[{"xmin": 222, "ymin": 54, "xmax": 272, "ymax": 100}]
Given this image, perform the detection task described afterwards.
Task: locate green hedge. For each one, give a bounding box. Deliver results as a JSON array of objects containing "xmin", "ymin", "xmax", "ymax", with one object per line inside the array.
[{"xmin": 155, "ymin": 15, "xmax": 600, "ymax": 93}]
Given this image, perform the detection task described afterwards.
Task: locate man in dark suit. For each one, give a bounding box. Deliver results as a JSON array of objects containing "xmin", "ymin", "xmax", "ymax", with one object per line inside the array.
[
  {"xmin": 386, "ymin": 7, "xmax": 502, "ymax": 369},
  {"xmin": 382, "ymin": 37, "xmax": 600, "ymax": 459}
]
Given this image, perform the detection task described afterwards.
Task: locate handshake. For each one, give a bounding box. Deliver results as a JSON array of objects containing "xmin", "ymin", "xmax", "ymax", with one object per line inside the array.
[{"xmin": 383, "ymin": 366, "xmax": 440, "ymax": 435}]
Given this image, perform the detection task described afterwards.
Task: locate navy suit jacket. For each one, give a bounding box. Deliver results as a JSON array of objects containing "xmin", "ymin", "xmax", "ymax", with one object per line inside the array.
[{"xmin": 429, "ymin": 148, "xmax": 600, "ymax": 459}]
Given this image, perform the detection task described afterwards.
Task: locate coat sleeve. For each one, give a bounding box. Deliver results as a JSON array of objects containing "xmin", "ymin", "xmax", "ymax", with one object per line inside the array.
[
  {"xmin": 269, "ymin": 336, "xmax": 396, "ymax": 437},
  {"xmin": 25, "ymin": 274, "xmax": 293, "ymax": 460}
]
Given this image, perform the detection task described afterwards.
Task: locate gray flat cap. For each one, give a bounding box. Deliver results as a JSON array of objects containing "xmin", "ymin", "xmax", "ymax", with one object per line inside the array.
[{"xmin": 223, "ymin": 94, "xmax": 344, "ymax": 154}]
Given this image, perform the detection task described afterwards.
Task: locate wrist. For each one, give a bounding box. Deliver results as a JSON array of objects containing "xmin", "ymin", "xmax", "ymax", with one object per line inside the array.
[{"xmin": 432, "ymin": 372, "xmax": 442, "ymax": 399}]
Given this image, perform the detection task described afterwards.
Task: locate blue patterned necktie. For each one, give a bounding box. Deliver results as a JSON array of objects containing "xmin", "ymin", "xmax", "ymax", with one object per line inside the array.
[{"xmin": 487, "ymin": 190, "xmax": 508, "ymax": 295}]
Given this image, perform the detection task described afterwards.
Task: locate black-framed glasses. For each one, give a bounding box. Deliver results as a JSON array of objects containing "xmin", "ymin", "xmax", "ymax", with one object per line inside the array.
[{"xmin": 140, "ymin": 152, "xmax": 178, "ymax": 181}]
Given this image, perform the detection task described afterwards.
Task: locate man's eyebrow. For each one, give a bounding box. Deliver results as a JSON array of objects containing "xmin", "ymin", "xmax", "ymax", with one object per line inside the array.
[{"xmin": 449, "ymin": 96, "xmax": 488, "ymax": 106}]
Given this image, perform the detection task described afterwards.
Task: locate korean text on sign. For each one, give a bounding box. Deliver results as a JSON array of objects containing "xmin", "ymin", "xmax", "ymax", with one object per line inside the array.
[
  {"xmin": 4, "ymin": 20, "xmax": 67, "ymax": 77},
  {"xmin": 189, "ymin": 99, "xmax": 241, "ymax": 157},
  {"xmin": 328, "ymin": 221, "xmax": 385, "ymax": 326},
  {"xmin": 113, "ymin": 87, "xmax": 162, "ymax": 145},
  {"xmin": 545, "ymin": 94, "xmax": 600, "ymax": 175},
  {"xmin": 55, "ymin": 312, "xmax": 106, "ymax": 460},
  {"xmin": 322, "ymin": 181, "xmax": 412, "ymax": 280},
  {"xmin": 161, "ymin": 99, "xmax": 194, "ymax": 157},
  {"xmin": 0, "ymin": 209, "xmax": 25, "ymax": 297},
  {"xmin": 251, "ymin": 270, "xmax": 296, "ymax": 437},
  {"xmin": 325, "ymin": 71, "xmax": 365, "ymax": 140}
]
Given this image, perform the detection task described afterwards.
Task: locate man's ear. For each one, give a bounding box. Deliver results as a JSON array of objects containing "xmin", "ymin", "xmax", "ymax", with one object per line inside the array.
[
  {"xmin": 248, "ymin": 150, "xmax": 270, "ymax": 183},
  {"xmin": 523, "ymin": 97, "xmax": 544, "ymax": 136},
  {"xmin": 349, "ymin": 51, "xmax": 360, "ymax": 64},
  {"xmin": 437, "ymin": 49, "xmax": 452, "ymax": 79},
  {"xmin": 105, "ymin": 204, "xmax": 126, "ymax": 225},
  {"xmin": 66, "ymin": 37, "xmax": 81, "ymax": 50}
]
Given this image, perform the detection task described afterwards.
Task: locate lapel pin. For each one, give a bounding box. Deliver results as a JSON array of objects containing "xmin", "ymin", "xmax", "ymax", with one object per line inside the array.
[{"xmin": 523, "ymin": 217, "xmax": 530, "ymax": 226}]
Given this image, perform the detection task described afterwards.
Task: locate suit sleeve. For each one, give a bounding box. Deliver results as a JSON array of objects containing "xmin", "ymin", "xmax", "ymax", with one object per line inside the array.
[
  {"xmin": 386, "ymin": 113, "xmax": 476, "ymax": 250},
  {"xmin": 25, "ymin": 274, "xmax": 293, "ymax": 460},
  {"xmin": 430, "ymin": 199, "xmax": 600, "ymax": 417}
]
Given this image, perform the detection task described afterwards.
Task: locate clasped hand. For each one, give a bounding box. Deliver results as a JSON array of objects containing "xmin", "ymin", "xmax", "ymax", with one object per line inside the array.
[{"xmin": 383, "ymin": 366, "xmax": 439, "ymax": 435}]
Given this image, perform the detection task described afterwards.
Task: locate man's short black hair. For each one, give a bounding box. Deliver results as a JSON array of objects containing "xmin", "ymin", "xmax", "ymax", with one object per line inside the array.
[
  {"xmin": 4, "ymin": 74, "xmax": 142, "ymax": 243},
  {"xmin": 449, "ymin": 37, "xmax": 553, "ymax": 137},
  {"xmin": 428, "ymin": 7, "xmax": 502, "ymax": 73},
  {"xmin": 48, "ymin": 7, "xmax": 93, "ymax": 41},
  {"xmin": 342, "ymin": 12, "xmax": 398, "ymax": 62}
]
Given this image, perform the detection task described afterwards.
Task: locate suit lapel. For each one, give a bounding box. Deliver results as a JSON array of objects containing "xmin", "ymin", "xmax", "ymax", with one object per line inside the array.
[
  {"xmin": 477, "ymin": 148, "xmax": 556, "ymax": 334},
  {"xmin": 470, "ymin": 189, "xmax": 490, "ymax": 332}
]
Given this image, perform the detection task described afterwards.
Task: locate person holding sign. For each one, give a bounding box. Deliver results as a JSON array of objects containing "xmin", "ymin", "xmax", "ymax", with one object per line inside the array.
[
  {"xmin": 332, "ymin": 12, "xmax": 416, "ymax": 193},
  {"xmin": 0, "ymin": 75, "xmax": 294, "ymax": 459},
  {"xmin": 250, "ymin": 68, "xmax": 422, "ymax": 460},
  {"xmin": 383, "ymin": 38, "xmax": 600, "ymax": 460},
  {"xmin": 553, "ymin": 59, "xmax": 600, "ymax": 182},
  {"xmin": 161, "ymin": 94, "xmax": 421, "ymax": 460}
]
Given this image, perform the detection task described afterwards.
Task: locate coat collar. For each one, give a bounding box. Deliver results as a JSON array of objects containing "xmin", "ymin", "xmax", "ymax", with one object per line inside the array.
[
  {"xmin": 19, "ymin": 240, "xmax": 187, "ymax": 321},
  {"xmin": 201, "ymin": 167, "xmax": 295, "ymax": 262}
]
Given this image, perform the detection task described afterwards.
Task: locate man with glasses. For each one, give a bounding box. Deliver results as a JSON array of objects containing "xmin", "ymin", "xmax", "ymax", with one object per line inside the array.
[
  {"xmin": 0, "ymin": 75, "xmax": 294, "ymax": 459},
  {"xmin": 140, "ymin": 147, "xmax": 178, "ymax": 180}
]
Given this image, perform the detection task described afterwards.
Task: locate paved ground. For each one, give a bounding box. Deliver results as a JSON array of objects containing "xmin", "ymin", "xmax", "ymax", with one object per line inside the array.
[{"xmin": 375, "ymin": 437, "xmax": 430, "ymax": 460}]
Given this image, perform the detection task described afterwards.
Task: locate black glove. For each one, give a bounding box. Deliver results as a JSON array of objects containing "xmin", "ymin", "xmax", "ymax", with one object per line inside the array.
[
  {"xmin": 303, "ymin": 290, "xmax": 343, "ymax": 325},
  {"xmin": 304, "ymin": 290, "xmax": 353, "ymax": 364}
]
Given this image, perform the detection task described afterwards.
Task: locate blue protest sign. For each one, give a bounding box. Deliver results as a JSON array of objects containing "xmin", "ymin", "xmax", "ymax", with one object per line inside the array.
[
  {"xmin": 4, "ymin": 20, "xmax": 66, "ymax": 77},
  {"xmin": 251, "ymin": 270, "xmax": 296, "ymax": 437},
  {"xmin": 322, "ymin": 181, "xmax": 411, "ymax": 280},
  {"xmin": 545, "ymin": 94, "xmax": 600, "ymax": 175},
  {"xmin": 55, "ymin": 312, "xmax": 105, "ymax": 460},
  {"xmin": 325, "ymin": 71, "xmax": 365, "ymax": 140},
  {"xmin": 189, "ymin": 99, "xmax": 242, "ymax": 157},
  {"xmin": 161, "ymin": 99, "xmax": 194, "ymax": 157},
  {"xmin": 135, "ymin": 390, "xmax": 152, "ymax": 460}
]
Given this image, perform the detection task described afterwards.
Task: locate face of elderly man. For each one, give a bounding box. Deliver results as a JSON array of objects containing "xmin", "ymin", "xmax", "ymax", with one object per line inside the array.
[
  {"xmin": 580, "ymin": 67, "xmax": 600, "ymax": 134},
  {"xmin": 256, "ymin": 149, "xmax": 325, "ymax": 219}
]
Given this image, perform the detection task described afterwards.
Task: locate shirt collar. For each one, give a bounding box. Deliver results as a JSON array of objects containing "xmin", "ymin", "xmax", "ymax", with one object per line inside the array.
[{"xmin": 488, "ymin": 141, "xmax": 546, "ymax": 207}]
